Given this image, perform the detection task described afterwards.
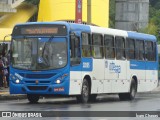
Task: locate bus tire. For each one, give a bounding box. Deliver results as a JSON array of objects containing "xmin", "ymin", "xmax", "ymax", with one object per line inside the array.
[
  {"xmin": 27, "ymin": 94, "xmax": 40, "ymax": 103},
  {"xmin": 76, "ymin": 79, "xmax": 90, "ymax": 103},
  {"xmin": 119, "ymin": 79, "xmax": 137, "ymax": 101},
  {"xmin": 127, "ymin": 79, "xmax": 137, "ymax": 100}
]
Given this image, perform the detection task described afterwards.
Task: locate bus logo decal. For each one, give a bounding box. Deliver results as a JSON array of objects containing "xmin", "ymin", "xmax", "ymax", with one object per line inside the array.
[
  {"xmin": 83, "ymin": 62, "xmax": 90, "ymax": 68},
  {"xmin": 109, "ymin": 62, "xmax": 121, "ymax": 73}
]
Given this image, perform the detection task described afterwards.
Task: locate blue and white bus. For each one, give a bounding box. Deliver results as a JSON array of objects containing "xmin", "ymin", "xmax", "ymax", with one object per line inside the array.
[{"xmin": 10, "ymin": 22, "xmax": 158, "ymax": 103}]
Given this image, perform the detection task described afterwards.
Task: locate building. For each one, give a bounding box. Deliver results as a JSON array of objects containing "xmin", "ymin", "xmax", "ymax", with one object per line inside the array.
[
  {"xmin": 115, "ymin": 0, "xmax": 149, "ymax": 31},
  {"xmin": 38, "ymin": 0, "xmax": 109, "ymax": 28},
  {"xmin": 0, "ymin": 0, "xmax": 37, "ymax": 42}
]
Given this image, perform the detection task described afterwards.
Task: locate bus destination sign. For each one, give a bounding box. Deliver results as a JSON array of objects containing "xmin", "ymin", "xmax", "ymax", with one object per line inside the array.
[
  {"xmin": 12, "ymin": 24, "xmax": 67, "ymax": 36},
  {"xmin": 21, "ymin": 27, "xmax": 58, "ymax": 35}
]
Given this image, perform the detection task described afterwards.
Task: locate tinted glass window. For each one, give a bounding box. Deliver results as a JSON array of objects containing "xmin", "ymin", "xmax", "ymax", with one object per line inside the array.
[
  {"xmin": 104, "ymin": 35, "xmax": 115, "ymax": 59},
  {"xmin": 115, "ymin": 37, "xmax": 125, "ymax": 60},
  {"xmin": 145, "ymin": 41, "xmax": 156, "ymax": 61},
  {"xmin": 126, "ymin": 38, "xmax": 135, "ymax": 60},
  {"xmin": 82, "ymin": 33, "xmax": 91, "ymax": 57},
  {"xmin": 92, "ymin": 34, "xmax": 103, "ymax": 59}
]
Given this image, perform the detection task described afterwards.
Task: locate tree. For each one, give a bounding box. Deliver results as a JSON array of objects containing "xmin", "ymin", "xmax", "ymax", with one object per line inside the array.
[{"xmin": 109, "ymin": 0, "xmax": 115, "ymax": 28}]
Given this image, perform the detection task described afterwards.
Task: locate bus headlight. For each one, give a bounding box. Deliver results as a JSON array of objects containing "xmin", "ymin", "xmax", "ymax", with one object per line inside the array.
[
  {"xmin": 15, "ymin": 79, "xmax": 20, "ymax": 84},
  {"xmin": 56, "ymin": 79, "xmax": 61, "ymax": 84}
]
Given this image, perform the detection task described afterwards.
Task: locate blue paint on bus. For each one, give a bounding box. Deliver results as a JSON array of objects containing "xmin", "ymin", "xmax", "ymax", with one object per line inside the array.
[{"xmin": 127, "ymin": 31, "xmax": 157, "ymax": 41}]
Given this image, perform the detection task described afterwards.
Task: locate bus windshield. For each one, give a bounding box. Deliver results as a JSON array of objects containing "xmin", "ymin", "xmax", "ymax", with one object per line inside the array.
[{"xmin": 11, "ymin": 37, "xmax": 67, "ymax": 70}]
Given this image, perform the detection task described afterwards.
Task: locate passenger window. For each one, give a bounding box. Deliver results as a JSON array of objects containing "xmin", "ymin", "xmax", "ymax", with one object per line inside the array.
[
  {"xmin": 135, "ymin": 40, "xmax": 145, "ymax": 60},
  {"xmin": 115, "ymin": 36, "xmax": 125, "ymax": 60},
  {"xmin": 152, "ymin": 42, "xmax": 157, "ymax": 61},
  {"xmin": 126, "ymin": 38, "xmax": 135, "ymax": 60},
  {"xmin": 104, "ymin": 35, "xmax": 115, "ymax": 59},
  {"xmin": 82, "ymin": 33, "xmax": 91, "ymax": 57},
  {"xmin": 145, "ymin": 41, "xmax": 156, "ymax": 61},
  {"xmin": 70, "ymin": 35, "xmax": 81, "ymax": 65},
  {"xmin": 92, "ymin": 34, "xmax": 103, "ymax": 59}
]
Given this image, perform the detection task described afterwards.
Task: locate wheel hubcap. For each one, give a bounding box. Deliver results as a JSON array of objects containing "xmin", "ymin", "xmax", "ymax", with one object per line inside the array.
[
  {"xmin": 131, "ymin": 85, "xmax": 136, "ymax": 97},
  {"xmin": 83, "ymin": 84, "xmax": 88, "ymax": 97}
]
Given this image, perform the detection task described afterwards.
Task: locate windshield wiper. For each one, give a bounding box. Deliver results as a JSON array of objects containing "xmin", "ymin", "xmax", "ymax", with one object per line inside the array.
[{"xmin": 42, "ymin": 35, "xmax": 54, "ymax": 55}]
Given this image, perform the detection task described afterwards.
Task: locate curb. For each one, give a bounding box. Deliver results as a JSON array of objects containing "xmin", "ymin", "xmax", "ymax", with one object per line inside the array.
[{"xmin": 0, "ymin": 94, "xmax": 27, "ymax": 100}]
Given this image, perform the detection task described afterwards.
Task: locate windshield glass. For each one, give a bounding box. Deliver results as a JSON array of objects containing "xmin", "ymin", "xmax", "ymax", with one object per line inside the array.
[{"xmin": 11, "ymin": 37, "xmax": 67, "ymax": 70}]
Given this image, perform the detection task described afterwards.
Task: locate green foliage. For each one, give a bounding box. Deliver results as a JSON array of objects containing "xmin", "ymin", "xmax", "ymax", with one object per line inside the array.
[
  {"xmin": 138, "ymin": 22, "xmax": 157, "ymax": 35},
  {"xmin": 149, "ymin": 0, "xmax": 160, "ymax": 43},
  {"xmin": 109, "ymin": 0, "xmax": 115, "ymax": 28},
  {"xmin": 109, "ymin": 0, "xmax": 160, "ymax": 42}
]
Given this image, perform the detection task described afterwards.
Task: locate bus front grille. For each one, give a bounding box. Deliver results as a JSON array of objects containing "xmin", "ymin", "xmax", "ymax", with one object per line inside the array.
[
  {"xmin": 19, "ymin": 73, "xmax": 56, "ymax": 79},
  {"xmin": 25, "ymin": 81, "xmax": 51, "ymax": 84},
  {"xmin": 27, "ymin": 86, "xmax": 48, "ymax": 91}
]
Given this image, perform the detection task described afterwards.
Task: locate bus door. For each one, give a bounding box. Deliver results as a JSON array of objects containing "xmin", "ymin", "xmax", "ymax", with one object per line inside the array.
[
  {"xmin": 104, "ymin": 35, "xmax": 114, "ymax": 93},
  {"xmin": 91, "ymin": 34, "xmax": 104, "ymax": 94},
  {"xmin": 69, "ymin": 32, "xmax": 82, "ymax": 95},
  {"xmin": 111, "ymin": 36, "xmax": 127, "ymax": 93}
]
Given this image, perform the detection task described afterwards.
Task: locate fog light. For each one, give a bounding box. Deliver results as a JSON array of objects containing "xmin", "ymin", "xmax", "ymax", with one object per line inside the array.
[
  {"xmin": 15, "ymin": 79, "xmax": 20, "ymax": 84},
  {"xmin": 56, "ymin": 80, "xmax": 61, "ymax": 84}
]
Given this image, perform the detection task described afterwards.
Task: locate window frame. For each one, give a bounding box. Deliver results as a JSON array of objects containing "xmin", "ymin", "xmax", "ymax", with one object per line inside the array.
[
  {"xmin": 115, "ymin": 36, "xmax": 126, "ymax": 60},
  {"xmin": 145, "ymin": 41, "xmax": 156, "ymax": 61},
  {"xmin": 81, "ymin": 32, "xmax": 92, "ymax": 58},
  {"xmin": 135, "ymin": 40, "xmax": 145, "ymax": 61},
  {"xmin": 104, "ymin": 34, "xmax": 115, "ymax": 59},
  {"xmin": 91, "ymin": 33, "xmax": 104, "ymax": 59},
  {"xmin": 70, "ymin": 35, "xmax": 81, "ymax": 66},
  {"xmin": 126, "ymin": 38, "xmax": 135, "ymax": 60}
]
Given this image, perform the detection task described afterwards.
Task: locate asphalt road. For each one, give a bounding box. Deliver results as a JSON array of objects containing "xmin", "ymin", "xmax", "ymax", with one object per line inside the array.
[{"xmin": 0, "ymin": 93, "xmax": 160, "ymax": 120}]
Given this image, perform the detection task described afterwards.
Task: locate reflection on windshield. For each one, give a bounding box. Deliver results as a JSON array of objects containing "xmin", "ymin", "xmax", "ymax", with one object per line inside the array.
[{"xmin": 11, "ymin": 37, "xmax": 67, "ymax": 70}]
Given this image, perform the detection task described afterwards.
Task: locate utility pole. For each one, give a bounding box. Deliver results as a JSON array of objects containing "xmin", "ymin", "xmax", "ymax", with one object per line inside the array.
[
  {"xmin": 87, "ymin": 0, "xmax": 91, "ymax": 25},
  {"xmin": 75, "ymin": 0, "xmax": 82, "ymax": 24}
]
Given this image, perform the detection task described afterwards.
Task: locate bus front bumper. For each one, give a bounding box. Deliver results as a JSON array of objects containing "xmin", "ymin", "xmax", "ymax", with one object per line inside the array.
[{"xmin": 9, "ymin": 81, "xmax": 69, "ymax": 95}]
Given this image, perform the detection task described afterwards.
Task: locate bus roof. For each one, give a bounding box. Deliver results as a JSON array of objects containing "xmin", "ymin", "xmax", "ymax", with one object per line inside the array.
[
  {"xmin": 90, "ymin": 26, "xmax": 128, "ymax": 37},
  {"xmin": 127, "ymin": 31, "xmax": 157, "ymax": 42}
]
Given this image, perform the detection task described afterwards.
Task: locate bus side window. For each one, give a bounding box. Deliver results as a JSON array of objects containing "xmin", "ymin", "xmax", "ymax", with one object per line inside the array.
[
  {"xmin": 82, "ymin": 33, "xmax": 91, "ymax": 57},
  {"xmin": 138, "ymin": 40, "xmax": 145, "ymax": 60},
  {"xmin": 70, "ymin": 35, "xmax": 81, "ymax": 65},
  {"xmin": 145, "ymin": 41, "xmax": 156, "ymax": 61},
  {"xmin": 126, "ymin": 38, "xmax": 135, "ymax": 60},
  {"xmin": 115, "ymin": 36, "xmax": 125, "ymax": 60},
  {"xmin": 92, "ymin": 34, "xmax": 103, "ymax": 59},
  {"xmin": 145, "ymin": 41, "xmax": 153, "ymax": 61},
  {"xmin": 104, "ymin": 35, "xmax": 115, "ymax": 59},
  {"xmin": 153, "ymin": 42, "xmax": 157, "ymax": 61}
]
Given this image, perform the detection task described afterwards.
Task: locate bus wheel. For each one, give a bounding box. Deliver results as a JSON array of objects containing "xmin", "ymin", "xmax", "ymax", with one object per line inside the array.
[
  {"xmin": 27, "ymin": 94, "xmax": 40, "ymax": 103},
  {"xmin": 128, "ymin": 79, "xmax": 137, "ymax": 100},
  {"xmin": 76, "ymin": 79, "xmax": 90, "ymax": 103},
  {"xmin": 119, "ymin": 79, "xmax": 137, "ymax": 101}
]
